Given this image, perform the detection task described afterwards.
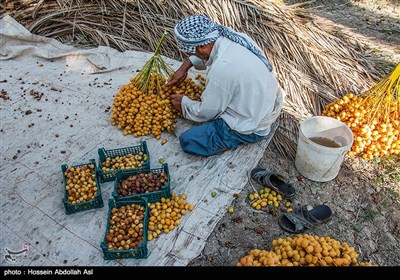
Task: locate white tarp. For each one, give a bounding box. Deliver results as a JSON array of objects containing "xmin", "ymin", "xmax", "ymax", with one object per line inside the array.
[{"xmin": 0, "ymin": 15, "xmax": 271, "ymax": 266}]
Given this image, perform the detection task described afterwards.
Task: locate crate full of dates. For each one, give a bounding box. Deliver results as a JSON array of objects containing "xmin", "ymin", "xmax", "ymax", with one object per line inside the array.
[
  {"xmin": 112, "ymin": 163, "xmax": 171, "ymax": 203},
  {"xmin": 97, "ymin": 141, "xmax": 150, "ymax": 183},
  {"xmin": 61, "ymin": 159, "xmax": 104, "ymax": 215},
  {"xmin": 100, "ymin": 197, "xmax": 149, "ymax": 260}
]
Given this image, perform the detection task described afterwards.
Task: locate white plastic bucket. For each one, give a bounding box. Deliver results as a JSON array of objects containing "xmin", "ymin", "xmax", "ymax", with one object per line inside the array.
[{"xmin": 295, "ymin": 116, "xmax": 354, "ymax": 182}]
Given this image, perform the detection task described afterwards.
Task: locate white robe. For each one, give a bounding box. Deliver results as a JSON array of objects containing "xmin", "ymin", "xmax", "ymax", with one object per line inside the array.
[{"xmin": 182, "ymin": 36, "xmax": 283, "ymax": 136}]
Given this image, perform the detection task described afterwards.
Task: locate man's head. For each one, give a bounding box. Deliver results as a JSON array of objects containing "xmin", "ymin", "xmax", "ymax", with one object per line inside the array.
[
  {"xmin": 174, "ymin": 14, "xmax": 273, "ymax": 71},
  {"xmin": 174, "ymin": 15, "xmax": 219, "ymax": 56},
  {"xmin": 193, "ymin": 42, "xmax": 215, "ymax": 61}
]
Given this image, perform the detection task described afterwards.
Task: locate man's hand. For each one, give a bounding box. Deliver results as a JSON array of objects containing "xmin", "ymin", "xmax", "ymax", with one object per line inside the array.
[
  {"xmin": 170, "ymin": 94, "xmax": 184, "ymax": 113},
  {"xmin": 166, "ymin": 59, "xmax": 193, "ymax": 86},
  {"xmin": 166, "ymin": 69, "xmax": 187, "ymax": 86}
]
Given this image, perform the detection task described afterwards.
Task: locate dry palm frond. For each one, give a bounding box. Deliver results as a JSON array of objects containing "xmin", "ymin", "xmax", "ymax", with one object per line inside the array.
[{"xmin": 3, "ymin": 0, "xmax": 395, "ymax": 158}]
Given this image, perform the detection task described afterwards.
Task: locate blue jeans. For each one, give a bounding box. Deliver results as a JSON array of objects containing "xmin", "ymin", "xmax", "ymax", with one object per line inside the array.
[{"xmin": 179, "ymin": 118, "xmax": 265, "ymax": 156}]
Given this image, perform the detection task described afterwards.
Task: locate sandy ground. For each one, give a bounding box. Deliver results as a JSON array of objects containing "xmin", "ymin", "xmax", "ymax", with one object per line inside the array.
[{"xmin": 188, "ymin": 0, "xmax": 400, "ymax": 267}]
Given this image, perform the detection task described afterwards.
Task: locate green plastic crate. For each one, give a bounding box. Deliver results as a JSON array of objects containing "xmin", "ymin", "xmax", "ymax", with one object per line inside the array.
[
  {"xmin": 61, "ymin": 159, "xmax": 104, "ymax": 215},
  {"xmin": 100, "ymin": 197, "xmax": 149, "ymax": 260},
  {"xmin": 112, "ymin": 163, "xmax": 171, "ymax": 203},
  {"xmin": 97, "ymin": 141, "xmax": 150, "ymax": 183}
]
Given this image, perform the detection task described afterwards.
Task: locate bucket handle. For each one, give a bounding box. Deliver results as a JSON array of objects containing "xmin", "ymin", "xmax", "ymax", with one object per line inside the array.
[{"xmin": 320, "ymin": 150, "xmax": 347, "ymax": 179}]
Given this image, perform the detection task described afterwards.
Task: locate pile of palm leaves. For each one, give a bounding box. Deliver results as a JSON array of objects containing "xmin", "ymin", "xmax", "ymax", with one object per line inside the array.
[{"xmin": 1, "ymin": 0, "xmax": 393, "ymax": 158}]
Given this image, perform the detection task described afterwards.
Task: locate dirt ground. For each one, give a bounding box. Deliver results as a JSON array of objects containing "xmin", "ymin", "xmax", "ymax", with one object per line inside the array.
[{"xmin": 188, "ymin": 0, "xmax": 400, "ymax": 267}]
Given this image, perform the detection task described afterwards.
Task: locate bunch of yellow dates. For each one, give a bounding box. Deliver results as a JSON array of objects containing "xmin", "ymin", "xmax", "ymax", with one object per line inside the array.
[
  {"xmin": 237, "ymin": 234, "xmax": 375, "ymax": 266},
  {"xmin": 111, "ymin": 74, "xmax": 205, "ymax": 140}
]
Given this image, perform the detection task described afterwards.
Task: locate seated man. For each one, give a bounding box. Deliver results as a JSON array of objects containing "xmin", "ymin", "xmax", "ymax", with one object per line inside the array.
[{"xmin": 167, "ymin": 15, "xmax": 284, "ymax": 156}]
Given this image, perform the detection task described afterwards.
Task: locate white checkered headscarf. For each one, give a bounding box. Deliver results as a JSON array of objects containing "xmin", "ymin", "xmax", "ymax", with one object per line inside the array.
[{"xmin": 174, "ymin": 15, "xmax": 272, "ymax": 71}]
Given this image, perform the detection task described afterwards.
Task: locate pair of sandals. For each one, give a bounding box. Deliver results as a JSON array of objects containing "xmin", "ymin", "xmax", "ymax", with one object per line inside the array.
[{"xmin": 251, "ymin": 167, "xmax": 332, "ymax": 233}]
